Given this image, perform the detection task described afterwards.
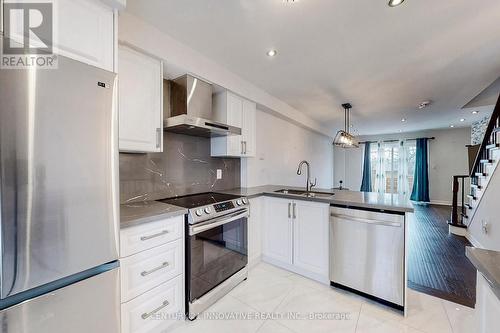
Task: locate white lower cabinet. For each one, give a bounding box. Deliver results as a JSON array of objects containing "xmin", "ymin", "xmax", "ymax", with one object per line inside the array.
[
  {"xmin": 248, "ymin": 197, "xmax": 263, "ymax": 266},
  {"xmin": 262, "ymin": 196, "xmax": 329, "ymax": 283},
  {"xmin": 121, "ymin": 275, "xmax": 184, "ymax": 333},
  {"xmin": 120, "ymin": 215, "xmax": 185, "ymax": 333},
  {"xmin": 475, "ymin": 272, "xmax": 500, "ymax": 333}
]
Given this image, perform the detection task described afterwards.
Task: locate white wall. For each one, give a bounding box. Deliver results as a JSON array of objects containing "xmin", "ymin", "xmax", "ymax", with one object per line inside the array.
[
  {"xmin": 467, "ymin": 152, "xmax": 500, "ymax": 250},
  {"xmin": 333, "ymin": 127, "xmax": 471, "ymax": 204},
  {"xmin": 241, "ymin": 109, "xmax": 334, "ymax": 189},
  {"xmin": 333, "ymin": 146, "xmax": 363, "ymax": 190}
]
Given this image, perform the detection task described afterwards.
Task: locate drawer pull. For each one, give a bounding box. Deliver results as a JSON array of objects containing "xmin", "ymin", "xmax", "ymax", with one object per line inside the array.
[
  {"xmin": 141, "ymin": 300, "xmax": 170, "ymax": 320},
  {"xmin": 140, "ymin": 262, "xmax": 170, "ymax": 277},
  {"xmin": 140, "ymin": 230, "xmax": 169, "ymax": 241}
]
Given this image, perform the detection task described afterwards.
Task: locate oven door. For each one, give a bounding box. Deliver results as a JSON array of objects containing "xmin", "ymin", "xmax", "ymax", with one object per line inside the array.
[{"xmin": 187, "ymin": 209, "xmax": 248, "ymax": 302}]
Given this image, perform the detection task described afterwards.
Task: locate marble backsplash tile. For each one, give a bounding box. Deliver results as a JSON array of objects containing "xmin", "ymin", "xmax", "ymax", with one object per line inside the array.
[{"xmin": 119, "ymin": 132, "xmax": 240, "ymax": 204}]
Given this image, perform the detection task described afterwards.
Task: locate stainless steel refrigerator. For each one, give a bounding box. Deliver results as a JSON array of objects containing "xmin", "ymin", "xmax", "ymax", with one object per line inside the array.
[{"xmin": 0, "ymin": 48, "xmax": 120, "ymax": 332}]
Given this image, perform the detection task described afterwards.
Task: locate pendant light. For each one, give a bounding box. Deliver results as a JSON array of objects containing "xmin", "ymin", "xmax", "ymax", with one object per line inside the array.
[{"xmin": 333, "ymin": 103, "xmax": 359, "ymax": 148}]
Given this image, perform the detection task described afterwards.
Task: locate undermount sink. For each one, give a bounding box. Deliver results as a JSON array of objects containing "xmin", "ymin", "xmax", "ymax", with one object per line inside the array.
[{"xmin": 274, "ymin": 189, "xmax": 334, "ymax": 198}]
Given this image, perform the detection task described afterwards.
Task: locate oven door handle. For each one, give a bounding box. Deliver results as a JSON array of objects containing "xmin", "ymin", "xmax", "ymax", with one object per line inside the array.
[{"xmin": 189, "ymin": 209, "xmax": 249, "ymax": 235}]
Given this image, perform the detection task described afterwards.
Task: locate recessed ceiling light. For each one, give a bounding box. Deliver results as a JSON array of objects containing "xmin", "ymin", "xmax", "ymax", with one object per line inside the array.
[
  {"xmin": 388, "ymin": 0, "xmax": 405, "ymax": 7},
  {"xmin": 401, "ymin": 118, "xmax": 406, "ymax": 122},
  {"xmin": 460, "ymin": 118, "xmax": 465, "ymax": 122},
  {"xmin": 399, "ymin": 129, "xmax": 403, "ymax": 133},
  {"xmin": 418, "ymin": 100, "xmax": 431, "ymax": 109},
  {"xmin": 266, "ymin": 50, "xmax": 277, "ymax": 57},
  {"xmin": 450, "ymin": 125, "xmax": 455, "ymax": 128},
  {"xmin": 472, "ymin": 110, "xmax": 479, "ymax": 114}
]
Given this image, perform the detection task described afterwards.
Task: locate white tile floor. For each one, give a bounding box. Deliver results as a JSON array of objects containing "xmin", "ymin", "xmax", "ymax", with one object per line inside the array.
[{"xmin": 168, "ymin": 262, "xmax": 475, "ymax": 333}]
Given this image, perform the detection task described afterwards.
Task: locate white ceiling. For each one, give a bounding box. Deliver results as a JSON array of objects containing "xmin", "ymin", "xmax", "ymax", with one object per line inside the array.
[{"xmin": 126, "ymin": 0, "xmax": 500, "ymax": 135}]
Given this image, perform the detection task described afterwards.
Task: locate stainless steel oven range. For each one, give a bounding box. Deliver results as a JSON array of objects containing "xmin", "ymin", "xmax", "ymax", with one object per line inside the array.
[{"xmin": 158, "ymin": 192, "xmax": 249, "ymax": 320}]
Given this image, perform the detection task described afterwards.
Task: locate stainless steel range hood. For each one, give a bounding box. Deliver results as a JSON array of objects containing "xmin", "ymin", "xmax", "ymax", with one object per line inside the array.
[{"xmin": 164, "ymin": 75, "xmax": 241, "ymax": 137}]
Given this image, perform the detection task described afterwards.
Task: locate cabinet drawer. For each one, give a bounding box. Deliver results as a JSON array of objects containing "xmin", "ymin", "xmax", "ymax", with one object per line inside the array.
[
  {"xmin": 121, "ymin": 275, "xmax": 184, "ymax": 333},
  {"xmin": 120, "ymin": 239, "xmax": 183, "ymax": 303},
  {"xmin": 120, "ymin": 216, "xmax": 183, "ymax": 257}
]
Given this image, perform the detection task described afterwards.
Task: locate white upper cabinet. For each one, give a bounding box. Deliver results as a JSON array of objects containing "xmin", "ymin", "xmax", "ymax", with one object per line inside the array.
[
  {"xmin": 2, "ymin": 0, "xmax": 115, "ymax": 71},
  {"xmin": 57, "ymin": 0, "xmax": 115, "ymax": 72},
  {"xmin": 211, "ymin": 91, "xmax": 256, "ymax": 157},
  {"xmin": 118, "ymin": 44, "xmax": 163, "ymax": 153},
  {"xmin": 242, "ymin": 99, "xmax": 257, "ymax": 156}
]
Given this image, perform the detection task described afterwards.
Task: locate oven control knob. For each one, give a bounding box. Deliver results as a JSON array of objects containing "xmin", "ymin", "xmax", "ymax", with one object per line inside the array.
[
  {"xmin": 242, "ymin": 198, "xmax": 248, "ymax": 205},
  {"xmin": 236, "ymin": 199, "xmax": 243, "ymax": 206},
  {"xmin": 195, "ymin": 209, "xmax": 203, "ymax": 217},
  {"xmin": 204, "ymin": 207, "xmax": 211, "ymax": 214}
]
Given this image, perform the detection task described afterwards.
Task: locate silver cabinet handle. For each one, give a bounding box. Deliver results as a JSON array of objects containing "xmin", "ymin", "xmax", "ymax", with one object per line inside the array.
[
  {"xmin": 140, "ymin": 229, "xmax": 169, "ymax": 241},
  {"xmin": 244, "ymin": 141, "xmax": 247, "ymax": 154},
  {"xmin": 141, "ymin": 262, "xmax": 170, "ymax": 277},
  {"xmin": 330, "ymin": 213, "xmax": 402, "ymax": 227},
  {"xmin": 241, "ymin": 141, "xmax": 244, "ymax": 155},
  {"xmin": 288, "ymin": 202, "xmax": 291, "ymax": 218},
  {"xmin": 156, "ymin": 128, "xmax": 162, "ymax": 149},
  {"xmin": 141, "ymin": 300, "xmax": 170, "ymax": 319},
  {"xmin": 292, "ymin": 203, "xmax": 297, "ymax": 219}
]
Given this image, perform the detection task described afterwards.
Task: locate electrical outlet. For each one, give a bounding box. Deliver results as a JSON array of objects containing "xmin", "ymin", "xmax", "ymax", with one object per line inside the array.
[
  {"xmin": 216, "ymin": 169, "xmax": 222, "ymax": 179},
  {"xmin": 482, "ymin": 219, "xmax": 489, "ymax": 234}
]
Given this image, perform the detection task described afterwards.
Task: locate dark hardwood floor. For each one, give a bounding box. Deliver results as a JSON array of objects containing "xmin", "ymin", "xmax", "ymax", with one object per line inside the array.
[{"xmin": 407, "ymin": 204, "xmax": 476, "ymax": 308}]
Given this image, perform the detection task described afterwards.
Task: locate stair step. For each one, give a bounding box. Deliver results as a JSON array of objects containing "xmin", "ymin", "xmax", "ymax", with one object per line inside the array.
[
  {"xmin": 460, "ymin": 213, "xmax": 469, "ymax": 219},
  {"xmin": 475, "ymin": 172, "xmax": 487, "ymax": 177},
  {"xmin": 480, "ymin": 159, "xmax": 494, "ymax": 164},
  {"xmin": 467, "ymin": 194, "xmax": 477, "ymax": 200},
  {"xmin": 447, "ymin": 221, "xmax": 468, "ymax": 228},
  {"xmin": 471, "ymin": 184, "xmax": 482, "ymax": 189},
  {"xmin": 486, "ymin": 143, "xmax": 500, "ymax": 150}
]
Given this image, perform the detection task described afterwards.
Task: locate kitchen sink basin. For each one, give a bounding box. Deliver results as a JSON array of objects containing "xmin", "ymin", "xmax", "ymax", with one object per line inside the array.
[{"xmin": 274, "ymin": 189, "xmax": 334, "ymax": 198}]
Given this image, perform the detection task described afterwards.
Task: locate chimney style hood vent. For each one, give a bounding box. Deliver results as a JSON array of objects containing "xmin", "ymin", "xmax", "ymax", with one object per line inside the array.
[{"xmin": 164, "ymin": 75, "xmax": 241, "ymax": 137}]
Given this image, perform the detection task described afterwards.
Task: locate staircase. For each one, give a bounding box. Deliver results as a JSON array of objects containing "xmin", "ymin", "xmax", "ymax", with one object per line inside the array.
[{"xmin": 452, "ymin": 94, "xmax": 500, "ymax": 234}]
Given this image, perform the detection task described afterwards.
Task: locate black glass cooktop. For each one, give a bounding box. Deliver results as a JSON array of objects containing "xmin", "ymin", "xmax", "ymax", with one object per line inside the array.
[{"xmin": 158, "ymin": 192, "xmax": 240, "ymax": 209}]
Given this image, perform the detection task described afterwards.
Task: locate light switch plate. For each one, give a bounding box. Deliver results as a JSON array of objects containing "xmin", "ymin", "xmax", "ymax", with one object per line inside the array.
[{"xmin": 216, "ymin": 169, "xmax": 222, "ymax": 179}]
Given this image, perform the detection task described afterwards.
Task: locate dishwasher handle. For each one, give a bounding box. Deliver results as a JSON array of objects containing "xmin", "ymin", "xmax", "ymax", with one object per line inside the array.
[{"xmin": 330, "ymin": 213, "xmax": 402, "ymax": 227}]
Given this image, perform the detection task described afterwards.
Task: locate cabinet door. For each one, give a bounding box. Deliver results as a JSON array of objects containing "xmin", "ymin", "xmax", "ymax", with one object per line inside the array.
[
  {"xmin": 476, "ymin": 272, "xmax": 500, "ymax": 333},
  {"xmin": 248, "ymin": 197, "xmax": 262, "ymax": 264},
  {"xmin": 57, "ymin": 0, "xmax": 114, "ymax": 71},
  {"xmin": 242, "ymin": 99, "xmax": 256, "ymax": 157},
  {"xmin": 263, "ymin": 197, "xmax": 293, "ymax": 264},
  {"xmin": 293, "ymin": 200, "xmax": 329, "ymax": 277},
  {"xmin": 227, "ymin": 92, "xmax": 243, "ymax": 156},
  {"xmin": 118, "ymin": 45, "xmax": 163, "ymax": 153}
]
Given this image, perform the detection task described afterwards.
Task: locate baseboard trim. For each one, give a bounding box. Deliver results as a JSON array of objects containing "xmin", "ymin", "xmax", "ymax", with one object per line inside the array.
[{"xmin": 465, "ymin": 232, "xmax": 483, "ymax": 248}]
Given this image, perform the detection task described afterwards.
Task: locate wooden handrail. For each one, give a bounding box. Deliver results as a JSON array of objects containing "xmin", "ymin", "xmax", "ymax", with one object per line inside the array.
[{"xmin": 470, "ymin": 93, "xmax": 500, "ymax": 177}]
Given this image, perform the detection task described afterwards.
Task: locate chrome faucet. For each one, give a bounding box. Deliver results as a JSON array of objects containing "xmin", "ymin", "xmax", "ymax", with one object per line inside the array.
[{"xmin": 296, "ymin": 160, "xmax": 317, "ymax": 192}]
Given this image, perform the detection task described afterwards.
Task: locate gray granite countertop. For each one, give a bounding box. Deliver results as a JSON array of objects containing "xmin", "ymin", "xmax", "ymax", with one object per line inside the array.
[
  {"xmin": 221, "ymin": 185, "xmax": 414, "ymax": 213},
  {"xmin": 466, "ymin": 247, "xmax": 500, "ymax": 300},
  {"xmin": 120, "ymin": 201, "xmax": 187, "ymax": 229}
]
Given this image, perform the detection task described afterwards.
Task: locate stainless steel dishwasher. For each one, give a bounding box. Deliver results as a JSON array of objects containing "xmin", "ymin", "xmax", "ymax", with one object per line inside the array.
[{"xmin": 329, "ymin": 206, "xmax": 405, "ymax": 309}]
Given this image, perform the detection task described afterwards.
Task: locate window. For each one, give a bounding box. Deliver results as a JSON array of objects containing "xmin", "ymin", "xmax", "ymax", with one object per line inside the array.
[{"xmin": 369, "ymin": 141, "xmax": 416, "ymax": 195}]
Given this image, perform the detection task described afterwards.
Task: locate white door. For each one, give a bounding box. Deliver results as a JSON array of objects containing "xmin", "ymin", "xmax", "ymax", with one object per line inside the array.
[
  {"xmin": 292, "ymin": 200, "xmax": 329, "ymax": 277},
  {"xmin": 242, "ymin": 99, "xmax": 256, "ymax": 157},
  {"xmin": 263, "ymin": 197, "xmax": 293, "ymax": 264},
  {"xmin": 227, "ymin": 92, "xmax": 243, "ymax": 156},
  {"xmin": 57, "ymin": 0, "xmax": 115, "ymax": 71},
  {"xmin": 118, "ymin": 45, "xmax": 163, "ymax": 153}
]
